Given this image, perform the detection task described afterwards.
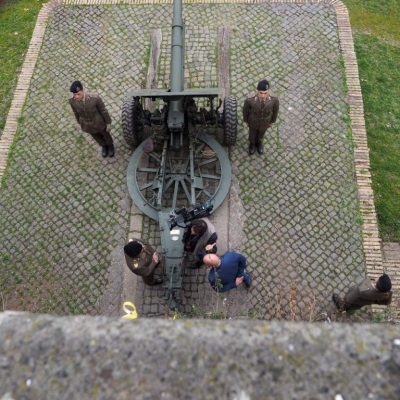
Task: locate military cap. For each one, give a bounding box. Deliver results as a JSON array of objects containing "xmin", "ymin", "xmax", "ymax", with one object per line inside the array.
[
  {"xmin": 124, "ymin": 241, "xmax": 143, "ymax": 258},
  {"xmin": 257, "ymin": 79, "xmax": 270, "ymax": 91},
  {"xmin": 376, "ymin": 274, "xmax": 392, "ymax": 292}
]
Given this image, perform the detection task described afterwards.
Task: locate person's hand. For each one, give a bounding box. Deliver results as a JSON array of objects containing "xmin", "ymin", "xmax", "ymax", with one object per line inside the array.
[
  {"xmin": 152, "ymin": 253, "xmax": 159, "ymax": 263},
  {"xmin": 106, "ymin": 124, "xmax": 111, "ymax": 133},
  {"xmin": 205, "ymin": 244, "xmax": 215, "ymax": 252},
  {"xmin": 235, "ymin": 276, "xmax": 244, "ymax": 286}
]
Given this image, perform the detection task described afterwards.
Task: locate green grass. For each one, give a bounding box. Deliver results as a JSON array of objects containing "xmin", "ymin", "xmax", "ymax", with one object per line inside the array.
[
  {"xmin": 0, "ymin": 0, "xmax": 46, "ymax": 132},
  {"xmin": 353, "ymin": 34, "xmax": 400, "ymax": 240},
  {"xmin": 342, "ymin": 0, "xmax": 400, "ymax": 241},
  {"xmin": 344, "ymin": 0, "xmax": 400, "ymax": 44}
]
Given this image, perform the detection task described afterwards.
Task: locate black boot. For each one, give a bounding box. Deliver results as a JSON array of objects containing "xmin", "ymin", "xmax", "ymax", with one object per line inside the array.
[
  {"xmin": 108, "ymin": 144, "xmax": 115, "ymax": 158},
  {"xmin": 332, "ymin": 293, "xmax": 346, "ymax": 311},
  {"xmin": 101, "ymin": 146, "xmax": 108, "ymax": 158},
  {"xmin": 248, "ymin": 144, "xmax": 256, "ymax": 155}
]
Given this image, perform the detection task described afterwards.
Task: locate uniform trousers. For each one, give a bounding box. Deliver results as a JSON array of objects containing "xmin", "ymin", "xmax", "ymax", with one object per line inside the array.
[
  {"xmin": 89, "ymin": 130, "xmax": 114, "ymax": 147},
  {"xmin": 248, "ymin": 126, "xmax": 269, "ymax": 146}
]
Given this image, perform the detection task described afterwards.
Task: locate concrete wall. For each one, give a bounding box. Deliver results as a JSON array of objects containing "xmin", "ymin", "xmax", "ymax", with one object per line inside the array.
[{"xmin": 0, "ymin": 312, "xmax": 399, "ymax": 400}]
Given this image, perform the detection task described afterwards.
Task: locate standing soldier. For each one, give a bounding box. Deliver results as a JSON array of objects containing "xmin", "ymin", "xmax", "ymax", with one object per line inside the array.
[
  {"xmin": 243, "ymin": 79, "xmax": 279, "ymax": 155},
  {"xmin": 69, "ymin": 80, "xmax": 115, "ymax": 158}
]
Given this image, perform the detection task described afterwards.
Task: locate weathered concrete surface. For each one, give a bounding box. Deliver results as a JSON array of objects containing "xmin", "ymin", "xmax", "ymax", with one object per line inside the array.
[{"xmin": 0, "ymin": 312, "xmax": 399, "ymax": 400}]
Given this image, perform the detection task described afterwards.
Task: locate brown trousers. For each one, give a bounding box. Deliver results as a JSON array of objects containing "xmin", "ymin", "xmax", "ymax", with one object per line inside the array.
[
  {"xmin": 89, "ymin": 130, "xmax": 114, "ymax": 147},
  {"xmin": 248, "ymin": 126, "xmax": 269, "ymax": 146}
]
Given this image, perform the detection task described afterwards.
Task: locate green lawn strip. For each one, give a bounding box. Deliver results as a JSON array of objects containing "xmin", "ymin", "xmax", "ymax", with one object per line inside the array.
[
  {"xmin": 343, "ymin": 0, "xmax": 400, "ymax": 43},
  {"xmin": 0, "ymin": 0, "xmax": 46, "ymax": 133},
  {"xmin": 354, "ymin": 33, "xmax": 400, "ymax": 241}
]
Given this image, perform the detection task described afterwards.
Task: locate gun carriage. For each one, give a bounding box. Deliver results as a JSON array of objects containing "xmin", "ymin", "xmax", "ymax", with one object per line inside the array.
[{"xmin": 122, "ymin": 0, "xmax": 237, "ymax": 309}]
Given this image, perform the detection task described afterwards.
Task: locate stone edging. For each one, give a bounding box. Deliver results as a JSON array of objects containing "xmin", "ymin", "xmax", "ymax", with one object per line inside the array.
[
  {"xmin": 332, "ymin": 2, "xmax": 384, "ymax": 287},
  {"xmin": 0, "ymin": 0, "xmax": 385, "ymax": 313}
]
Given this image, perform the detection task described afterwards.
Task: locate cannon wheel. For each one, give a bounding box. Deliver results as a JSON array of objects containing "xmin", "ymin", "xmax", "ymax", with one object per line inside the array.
[
  {"xmin": 122, "ymin": 97, "xmax": 142, "ymax": 147},
  {"xmin": 223, "ymin": 96, "xmax": 237, "ymax": 146},
  {"xmin": 127, "ymin": 132, "xmax": 231, "ymax": 221}
]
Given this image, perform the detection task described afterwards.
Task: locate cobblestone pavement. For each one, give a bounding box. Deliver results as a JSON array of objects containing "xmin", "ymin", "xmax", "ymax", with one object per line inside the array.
[{"xmin": 0, "ymin": 3, "xmax": 366, "ymax": 319}]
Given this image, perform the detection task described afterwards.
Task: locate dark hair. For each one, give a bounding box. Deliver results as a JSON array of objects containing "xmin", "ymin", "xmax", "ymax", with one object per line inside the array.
[
  {"xmin": 191, "ymin": 219, "xmax": 207, "ymax": 236},
  {"xmin": 376, "ymin": 274, "xmax": 392, "ymax": 292},
  {"xmin": 70, "ymin": 80, "xmax": 83, "ymax": 93},
  {"xmin": 124, "ymin": 241, "xmax": 143, "ymax": 258}
]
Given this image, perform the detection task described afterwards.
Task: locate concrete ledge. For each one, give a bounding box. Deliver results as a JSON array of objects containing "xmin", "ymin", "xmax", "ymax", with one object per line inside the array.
[{"xmin": 1, "ymin": 312, "xmax": 400, "ymax": 399}]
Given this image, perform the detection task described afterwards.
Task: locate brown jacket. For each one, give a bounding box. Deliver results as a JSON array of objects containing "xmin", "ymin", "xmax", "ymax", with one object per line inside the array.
[
  {"xmin": 344, "ymin": 277, "xmax": 392, "ymax": 311},
  {"xmin": 69, "ymin": 93, "xmax": 111, "ymax": 134},
  {"xmin": 124, "ymin": 239, "xmax": 161, "ymax": 284},
  {"xmin": 243, "ymin": 95, "xmax": 279, "ymax": 131}
]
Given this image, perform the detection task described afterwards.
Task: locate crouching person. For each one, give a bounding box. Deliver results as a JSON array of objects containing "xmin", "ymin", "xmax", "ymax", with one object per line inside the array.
[
  {"xmin": 124, "ymin": 239, "xmax": 163, "ymax": 286},
  {"xmin": 203, "ymin": 252, "xmax": 251, "ymax": 293},
  {"xmin": 183, "ymin": 218, "xmax": 217, "ymax": 268}
]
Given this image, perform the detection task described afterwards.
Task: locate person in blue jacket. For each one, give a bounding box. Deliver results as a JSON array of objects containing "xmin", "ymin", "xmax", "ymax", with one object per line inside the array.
[{"xmin": 203, "ymin": 252, "xmax": 252, "ymax": 292}]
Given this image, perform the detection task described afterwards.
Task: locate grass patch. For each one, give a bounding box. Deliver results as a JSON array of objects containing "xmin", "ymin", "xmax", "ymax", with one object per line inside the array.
[
  {"xmin": 342, "ymin": 0, "xmax": 400, "ymax": 241},
  {"xmin": 353, "ymin": 34, "xmax": 400, "ymax": 240},
  {"xmin": 344, "ymin": 0, "xmax": 400, "ymax": 44},
  {"xmin": 0, "ymin": 0, "xmax": 46, "ymax": 132}
]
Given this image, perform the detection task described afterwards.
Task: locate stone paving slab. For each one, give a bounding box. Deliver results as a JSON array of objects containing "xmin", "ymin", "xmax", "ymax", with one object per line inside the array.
[
  {"xmin": 0, "ymin": 0, "xmax": 387, "ymax": 320},
  {"xmin": 383, "ymin": 243, "xmax": 400, "ymax": 320}
]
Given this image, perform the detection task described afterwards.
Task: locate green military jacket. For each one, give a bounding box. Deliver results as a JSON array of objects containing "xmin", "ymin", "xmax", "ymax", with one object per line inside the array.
[
  {"xmin": 344, "ymin": 277, "xmax": 392, "ymax": 311},
  {"xmin": 243, "ymin": 95, "xmax": 279, "ymax": 131},
  {"xmin": 69, "ymin": 93, "xmax": 111, "ymax": 134}
]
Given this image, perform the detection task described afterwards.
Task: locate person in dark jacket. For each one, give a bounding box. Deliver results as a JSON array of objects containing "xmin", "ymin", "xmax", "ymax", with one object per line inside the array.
[
  {"xmin": 243, "ymin": 79, "xmax": 279, "ymax": 155},
  {"xmin": 203, "ymin": 252, "xmax": 251, "ymax": 292},
  {"xmin": 69, "ymin": 80, "xmax": 115, "ymax": 158},
  {"xmin": 332, "ymin": 273, "xmax": 392, "ymax": 312},
  {"xmin": 182, "ymin": 218, "xmax": 217, "ymax": 268},
  {"xmin": 124, "ymin": 239, "xmax": 163, "ymax": 286}
]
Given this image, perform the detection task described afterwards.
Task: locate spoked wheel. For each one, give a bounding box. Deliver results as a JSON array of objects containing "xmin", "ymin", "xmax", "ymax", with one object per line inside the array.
[
  {"xmin": 223, "ymin": 96, "xmax": 237, "ymax": 146},
  {"xmin": 127, "ymin": 133, "xmax": 231, "ymax": 221},
  {"xmin": 122, "ymin": 96, "xmax": 144, "ymax": 148}
]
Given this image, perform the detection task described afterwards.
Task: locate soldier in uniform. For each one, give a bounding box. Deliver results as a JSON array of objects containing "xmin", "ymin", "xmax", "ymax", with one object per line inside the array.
[
  {"xmin": 243, "ymin": 79, "xmax": 279, "ymax": 155},
  {"xmin": 123, "ymin": 240, "xmax": 163, "ymax": 285},
  {"xmin": 332, "ymin": 273, "xmax": 392, "ymax": 312},
  {"xmin": 69, "ymin": 81, "xmax": 115, "ymax": 158}
]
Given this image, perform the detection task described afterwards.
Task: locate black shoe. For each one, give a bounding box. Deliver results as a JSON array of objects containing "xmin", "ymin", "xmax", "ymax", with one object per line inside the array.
[
  {"xmin": 332, "ymin": 293, "xmax": 345, "ymax": 311},
  {"xmin": 149, "ymin": 278, "xmax": 163, "ymax": 286},
  {"xmin": 101, "ymin": 146, "xmax": 108, "ymax": 158},
  {"xmin": 188, "ymin": 263, "xmax": 203, "ymax": 269},
  {"xmin": 248, "ymin": 144, "xmax": 256, "ymax": 155},
  {"xmin": 108, "ymin": 144, "xmax": 115, "ymax": 158},
  {"xmin": 257, "ymin": 144, "xmax": 265, "ymax": 154}
]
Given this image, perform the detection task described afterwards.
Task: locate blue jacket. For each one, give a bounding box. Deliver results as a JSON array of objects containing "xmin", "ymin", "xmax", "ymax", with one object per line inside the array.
[{"xmin": 208, "ymin": 252, "xmax": 247, "ymax": 292}]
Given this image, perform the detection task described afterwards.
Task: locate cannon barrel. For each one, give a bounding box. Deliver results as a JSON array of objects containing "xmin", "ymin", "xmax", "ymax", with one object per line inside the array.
[
  {"xmin": 171, "ymin": 0, "xmax": 184, "ymax": 93},
  {"xmin": 168, "ymin": 0, "xmax": 185, "ymax": 133}
]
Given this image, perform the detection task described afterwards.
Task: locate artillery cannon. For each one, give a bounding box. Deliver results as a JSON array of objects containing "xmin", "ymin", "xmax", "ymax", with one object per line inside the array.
[{"xmin": 122, "ymin": 0, "xmax": 237, "ymax": 309}]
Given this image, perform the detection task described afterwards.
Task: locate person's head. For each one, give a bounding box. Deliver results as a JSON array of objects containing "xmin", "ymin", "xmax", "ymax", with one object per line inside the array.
[
  {"xmin": 203, "ymin": 253, "xmax": 220, "ymax": 268},
  {"xmin": 257, "ymin": 79, "xmax": 270, "ymax": 101},
  {"xmin": 70, "ymin": 80, "xmax": 84, "ymax": 101},
  {"xmin": 375, "ymin": 274, "xmax": 392, "ymax": 292},
  {"xmin": 124, "ymin": 240, "xmax": 143, "ymax": 258},
  {"xmin": 190, "ymin": 219, "xmax": 207, "ymax": 236}
]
